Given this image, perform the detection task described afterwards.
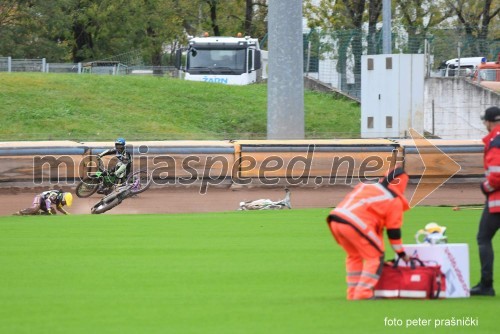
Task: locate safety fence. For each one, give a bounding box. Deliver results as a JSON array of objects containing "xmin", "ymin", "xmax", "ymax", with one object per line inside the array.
[
  {"xmin": 302, "ymin": 28, "xmax": 499, "ymax": 99},
  {"xmin": 0, "ymin": 139, "xmax": 484, "ymax": 188},
  {"xmin": 0, "ymin": 58, "xmax": 45, "ymax": 72},
  {"xmin": 2, "ymin": 28, "xmax": 498, "ymax": 99},
  {"xmin": 0, "ymin": 57, "xmax": 177, "ymax": 76}
]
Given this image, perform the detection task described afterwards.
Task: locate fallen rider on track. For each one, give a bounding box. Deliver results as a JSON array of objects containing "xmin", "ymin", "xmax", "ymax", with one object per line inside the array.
[
  {"xmin": 238, "ymin": 188, "xmax": 291, "ymax": 210},
  {"xmin": 14, "ymin": 190, "xmax": 73, "ymax": 215}
]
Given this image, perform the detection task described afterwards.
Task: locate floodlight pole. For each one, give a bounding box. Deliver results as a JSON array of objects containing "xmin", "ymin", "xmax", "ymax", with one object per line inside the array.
[
  {"xmin": 382, "ymin": 0, "xmax": 392, "ymax": 54},
  {"xmin": 267, "ymin": 0, "xmax": 304, "ymax": 139}
]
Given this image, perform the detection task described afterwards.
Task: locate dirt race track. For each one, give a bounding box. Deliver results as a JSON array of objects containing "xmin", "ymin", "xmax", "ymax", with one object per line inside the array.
[{"xmin": 0, "ymin": 182, "xmax": 485, "ymax": 216}]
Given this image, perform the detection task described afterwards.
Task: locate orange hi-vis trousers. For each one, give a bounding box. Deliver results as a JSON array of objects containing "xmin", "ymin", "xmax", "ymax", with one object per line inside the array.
[{"xmin": 329, "ymin": 222, "xmax": 384, "ymax": 300}]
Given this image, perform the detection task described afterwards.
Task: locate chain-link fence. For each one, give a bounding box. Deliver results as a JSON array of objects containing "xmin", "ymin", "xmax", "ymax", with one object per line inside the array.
[
  {"xmin": 2, "ymin": 29, "xmax": 499, "ymax": 100},
  {"xmin": 303, "ymin": 28, "xmax": 500, "ymax": 99}
]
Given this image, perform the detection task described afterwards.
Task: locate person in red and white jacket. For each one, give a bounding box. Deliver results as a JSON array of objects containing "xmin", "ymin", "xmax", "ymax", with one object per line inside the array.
[{"xmin": 471, "ymin": 106, "xmax": 500, "ymax": 297}]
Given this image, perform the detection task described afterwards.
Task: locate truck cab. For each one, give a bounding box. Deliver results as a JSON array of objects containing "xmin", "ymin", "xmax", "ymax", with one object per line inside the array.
[
  {"xmin": 474, "ymin": 53, "xmax": 500, "ymax": 81},
  {"xmin": 175, "ymin": 34, "xmax": 267, "ymax": 85},
  {"xmin": 473, "ymin": 53, "xmax": 500, "ymax": 92},
  {"xmin": 439, "ymin": 57, "xmax": 486, "ymax": 77}
]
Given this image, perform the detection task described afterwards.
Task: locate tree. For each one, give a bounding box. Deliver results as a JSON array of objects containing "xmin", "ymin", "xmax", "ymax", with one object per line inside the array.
[
  {"xmin": 170, "ymin": 0, "xmax": 267, "ymax": 39},
  {"xmin": 446, "ymin": 0, "xmax": 499, "ymax": 57},
  {"xmin": 138, "ymin": 0, "xmax": 186, "ymax": 67},
  {"xmin": 200, "ymin": 0, "xmax": 267, "ymax": 38},
  {"xmin": 205, "ymin": 0, "xmax": 221, "ymax": 36},
  {"xmin": 0, "ymin": 0, "xmax": 74, "ymax": 60},
  {"xmin": 58, "ymin": 0, "xmax": 186, "ymax": 64},
  {"xmin": 367, "ymin": 0, "xmax": 382, "ymax": 55},
  {"xmin": 243, "ymin": 0, "xmax": 268, "ymax": 37},
  {"xmin": 341, "ymin": 0, "xmax": 367, "ymax": 93},
  {"xmin": 0, "ymin": 0, "xmax": 269, "ymax": 63},
  {"xmin": 395, "ymin": 0, "xmax": 453, "ymax": 54},
  {"xmin": 304, "ymin": 0, "xmax": 369, "ymax": 93},
  {"xmin": 0, "ymin": 0, "xmax": 31, "ymax": 57},
  {"xmin": 0, "ymin": 0, "xmax": 20, "ymax": 29}
]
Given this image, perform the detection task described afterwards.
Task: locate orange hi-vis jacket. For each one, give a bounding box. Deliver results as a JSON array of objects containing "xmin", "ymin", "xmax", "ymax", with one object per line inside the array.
[
  {"xmin": 328, "ymin": 177, "xmax": 410, "ymax": 255},
  {"xmin": 482, "ymin": 124, "xmax": 500, "ymax": 213}
]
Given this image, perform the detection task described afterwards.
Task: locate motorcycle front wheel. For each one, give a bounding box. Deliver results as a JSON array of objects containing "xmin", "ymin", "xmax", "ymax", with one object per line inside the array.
[{"xmin": 126, "ymin": 169, "xmax": 152, "ymax": 195}]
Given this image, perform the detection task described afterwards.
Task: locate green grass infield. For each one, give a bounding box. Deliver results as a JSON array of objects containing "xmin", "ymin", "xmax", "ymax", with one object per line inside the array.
[{"xmin": 0, "ymin": 207, "xmax": 497, "ymax": 333}]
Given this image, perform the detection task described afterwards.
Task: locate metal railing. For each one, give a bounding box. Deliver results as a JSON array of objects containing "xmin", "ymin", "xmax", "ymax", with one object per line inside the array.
[
  {"xmin": 0, "ymin": 57, "xmax": 177, "ymax": 76},
  {"xmin": 0, "ymin": 57, "xmax": 45, "ymax": 72}
]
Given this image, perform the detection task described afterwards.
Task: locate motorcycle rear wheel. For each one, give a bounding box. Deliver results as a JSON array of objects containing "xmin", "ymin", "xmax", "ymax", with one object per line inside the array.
[{"xmin": 76, "ymin": 178, "xmax": 101, "ymax": 198}]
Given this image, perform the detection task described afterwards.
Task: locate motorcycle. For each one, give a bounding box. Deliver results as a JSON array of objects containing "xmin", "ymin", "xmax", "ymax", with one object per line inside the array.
[
  {"xmin": 76, "ymin": 156, "xmax": 123, "ymax": 198},
  {"xmin": 238, "ymin": 188, "xmax": 292, "ymax": 210},
  {"xmin": 91, "ymin": 168, "xmax": 152, "ymax": 214}
]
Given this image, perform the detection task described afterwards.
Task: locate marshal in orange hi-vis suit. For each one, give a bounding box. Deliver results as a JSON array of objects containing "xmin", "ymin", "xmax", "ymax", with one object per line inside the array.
[{"xmin": 326, "ymin": 167, "xmax": 411, "ymax": 300}]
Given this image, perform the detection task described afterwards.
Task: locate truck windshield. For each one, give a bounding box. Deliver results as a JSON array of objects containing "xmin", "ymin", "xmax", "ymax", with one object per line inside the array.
[
  {"xmin": 188, "ymin": 49, "xmax": 246, "ymax": 72},
  {"xmin": 478, "ymin": 69, "xmax": 497, "ymax": 81}
]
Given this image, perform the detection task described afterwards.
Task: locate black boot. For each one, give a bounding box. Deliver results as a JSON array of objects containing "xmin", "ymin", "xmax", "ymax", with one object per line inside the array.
[
  {"xmin": 97, "ymin": 184, "xmax": 105, "ymax": 194},
  {"xmin": 470, "ymin": 282, "xmax": 495, "ymax": 296}
]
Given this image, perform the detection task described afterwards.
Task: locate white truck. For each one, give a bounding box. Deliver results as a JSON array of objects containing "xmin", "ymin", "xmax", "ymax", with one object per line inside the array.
[
  {"xmin": 175, "ymin": 34, "xmax": 267, "ymax": 85},
  {"xmin": 439, "ymin": 56, "xmax": 486, "ymax": 77}
]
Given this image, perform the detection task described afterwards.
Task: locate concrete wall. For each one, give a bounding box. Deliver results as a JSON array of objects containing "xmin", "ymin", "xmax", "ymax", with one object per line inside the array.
[
  {"xmin": 424, "ymin": 78, "xmax": 500, "ymax": 139},
  {"xmin": 304, "ymin": 76, "xmax": 359, "ymax": 102}
]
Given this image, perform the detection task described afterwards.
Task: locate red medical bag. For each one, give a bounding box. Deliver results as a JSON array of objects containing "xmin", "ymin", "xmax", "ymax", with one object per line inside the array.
[{"xmin": 374, "ymin": 258, "xmax": 446, "ymax": 299}]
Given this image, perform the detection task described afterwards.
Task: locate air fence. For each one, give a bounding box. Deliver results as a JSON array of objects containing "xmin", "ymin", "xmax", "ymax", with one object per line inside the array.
[{"xmin": 0, "ymin": 139, "xmax": 484, "ymax": 188}]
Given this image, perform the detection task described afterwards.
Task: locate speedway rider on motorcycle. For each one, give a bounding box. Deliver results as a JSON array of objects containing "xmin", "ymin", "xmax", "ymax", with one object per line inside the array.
[{"xmin": 98, "ymin": 138, "xmax": 132, "ymax": 188}]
